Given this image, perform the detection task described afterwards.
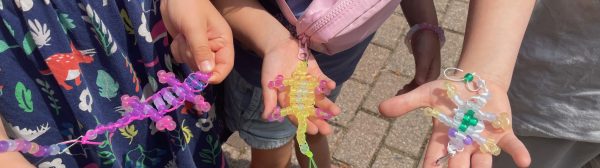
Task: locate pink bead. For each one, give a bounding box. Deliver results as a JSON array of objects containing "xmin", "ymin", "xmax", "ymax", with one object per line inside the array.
[
  {"xmin": 195, "ymin": 102, "xmax": 211, "ymax": 112},
  {"xmin": 315, "ymin": 108, "xmax": 333, "ymax": 120},
  {"xmin": 268, "ymin": 107, "xmax": 284, "ymax": 122},
  {"xmin": 156, "ymin": 116, "xmax": 176, "ymax": 131}
]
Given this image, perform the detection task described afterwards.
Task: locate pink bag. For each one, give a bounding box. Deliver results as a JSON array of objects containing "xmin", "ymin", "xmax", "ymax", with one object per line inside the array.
[{"xmin": 277, "ymin": 0, "xmax": 401, "ymax": 55}]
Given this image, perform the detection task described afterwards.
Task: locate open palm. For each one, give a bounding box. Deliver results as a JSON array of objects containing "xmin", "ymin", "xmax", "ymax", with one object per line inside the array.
[
  {"xmin": 379, "ymin": 79, "xmax": 531, "ymax": 168},
  {"xmin": 261, "ymin": 40, "xmax": 340, "ymax": 136}
]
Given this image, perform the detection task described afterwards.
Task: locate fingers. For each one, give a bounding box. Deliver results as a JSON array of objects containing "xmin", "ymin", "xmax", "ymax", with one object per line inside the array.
[
  {"xmin": 287, "ymin": 115, "xmax": 319, "ymax": 135},
  {"xmin": 315, "ymin": 96, "xmax": 341, "ymax": 117},
  {"xmin": 471, "ymin": 152, "xmax": 493, "ymax": 168},
  {"xmin": 262, "ymin": 87, "xmax": 278, "ymax": 120},
  {"xmin": 447, "ymin": 149, "xmax": 472, "ymax": 168},
  {"xmin": 207, "ymin": 38, "xmax": 234, "ymax": 84},
  {"xmin": 180, "ymin": 8, "xmax": 214, "ymax": 73},
  {"xmin": 379, "ymin": 83, "xmax": 431, "ymax": 118},
  {"xmin": 423, "ymin": 124, "xmax": 451, "ymax": 168},
  {"xmin": 498, "ymin": 133, "xmax": 531, "ymax": 168},
  {"xmin": 309, "ymin": 116, "xmax": 333, "ymax": 135}
]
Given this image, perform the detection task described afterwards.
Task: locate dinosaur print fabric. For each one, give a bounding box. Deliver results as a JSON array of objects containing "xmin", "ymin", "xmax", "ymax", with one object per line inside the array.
[{"xmin": 0, "ymin": 1, "xmax": 227, "ymax": 167}]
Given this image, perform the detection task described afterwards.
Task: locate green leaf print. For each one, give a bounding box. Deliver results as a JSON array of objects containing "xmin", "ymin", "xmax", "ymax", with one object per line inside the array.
[
  {"xmin": 35, "ymin": 78, "xmax": 62, "ymax": 115},
  {"xmin": 96, "ymin": 70, "xmax": 119, "ymax": 100},
  {"xmin": 3, "ymin": 19, "xmax": 14, "ymax": 36},
  {"xmin": 199, "ymin": 135, "xmax": 221, "ymax": 165},
  {"xmin": 0, "ymin": 40, "xmax": 10, "ymax": 53},
  {"xmin": 119, "ymin": 124, "xmax": 138, "ymax": 145},
  {"xmin": 15, "ymin": 82, "xmax": 33, "ymax": 112},
  {"xmin": 58, "ymin": 13, "xmax": 76, "ymax": 30},
  {"xmin": 22, "ymin": 32, "xmax": 36, "ymax": 55}
]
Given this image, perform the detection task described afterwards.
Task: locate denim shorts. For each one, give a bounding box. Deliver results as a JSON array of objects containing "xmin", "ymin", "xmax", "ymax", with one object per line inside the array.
[{"xmin": 223, "ymin": 70, "xmax": 342, "ymax": 149}]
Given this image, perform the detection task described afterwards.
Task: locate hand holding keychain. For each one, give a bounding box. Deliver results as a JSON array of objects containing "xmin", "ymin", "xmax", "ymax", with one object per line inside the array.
[{"xmin": 379, "ymin": 67, "xmax": 530, "ymax": 167}]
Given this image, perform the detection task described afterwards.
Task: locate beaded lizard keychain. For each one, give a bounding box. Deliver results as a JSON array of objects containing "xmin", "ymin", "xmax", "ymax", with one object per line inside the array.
[
  {"xmin": 266, "ymin": 38, "xmax": 333, "ymax": 168},
  {"xmin": 424, "ymin": 68, "xmax": 511, "ymax": 166},
  {"xmin": 0, "ymin": 70, "xmax": 212, "ymax": 157}
]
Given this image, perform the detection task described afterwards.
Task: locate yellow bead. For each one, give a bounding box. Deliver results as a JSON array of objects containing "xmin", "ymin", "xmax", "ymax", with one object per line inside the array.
[
  {"xmin": 423, "ymin": 107, "xmax": 440, "ymax": 118},
  {"xmin": 492, "ymin": 112, "xmax": 511, "ymax": 130},
  {"xmin": 444, "ymin": 82, "xmax": 456, "ymax": 97},
  {"xmin": 479, "ymin": 138, "xmax": 501, "ymax": 156}
]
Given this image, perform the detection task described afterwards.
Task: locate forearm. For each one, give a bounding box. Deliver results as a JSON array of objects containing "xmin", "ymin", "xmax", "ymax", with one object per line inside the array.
[
  {"xmin": 401, "ymin": 0, "xmax": 438, "ymax": 26},
  {"xmin": 457, "ymin": 0, "xmax": 535, "ymax": 90},
  {"xmin": 212, "ymin": 0, "xmax": 295, "ymax": 57}
]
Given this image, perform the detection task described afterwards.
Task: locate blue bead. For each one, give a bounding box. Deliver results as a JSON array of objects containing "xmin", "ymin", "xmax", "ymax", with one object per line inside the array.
[{"xmin": 0, "ymin": 141, "xmax": 8, "ymax": 152}]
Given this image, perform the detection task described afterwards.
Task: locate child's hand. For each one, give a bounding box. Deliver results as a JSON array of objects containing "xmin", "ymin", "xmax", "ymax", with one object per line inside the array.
[
  {"xmin": 261, "ymin": 39, "xmax": 341, "ymax": 136},
  {"xmin": 397, "ymin": 31, "xmax": 441, "ymax": 95},
  {"xmin": 379, "ymin": 80, "xmax": 530, "ymax": 168},
  {"xmin": 160, "ymin": 0, "xmax": 234, "ymax": 84}
]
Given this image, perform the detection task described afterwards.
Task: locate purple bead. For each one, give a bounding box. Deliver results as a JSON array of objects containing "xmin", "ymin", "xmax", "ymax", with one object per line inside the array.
[
  {"xmin": 6, "ymin": 140, "xmax": 17, "ymax": 151},
  {"xmin": 15, "ymin": 139, "xmax": 26, "ymax": 151},
  {"xmin": 153, "ymin": 97, "xmax": 167, "ymax": 111},
  {"xmin": 85, "ymin": 130, "xmax": 98, "ymax": 140},
  {"xmin": 463, "ymin": 136, "xmax": 473, "ymax": 145},
  {"xmin": 448, "ymin": 128, "xmax": 457, "ymax": 137},
  {"xmin": 20, "ymin": 141, "xmax": 31, "ymax": 153},
  {"xmin": 0, "ymin": 141, "xmax": 8, "ymax": 152},
  {"xmin": 33, "ymin": 146, "xmax": 47, "ymax": 157}
]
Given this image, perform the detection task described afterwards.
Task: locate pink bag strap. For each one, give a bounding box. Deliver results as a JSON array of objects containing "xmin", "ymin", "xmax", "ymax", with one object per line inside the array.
[{"xmin": 276, "ymin": 0, "xmax": 299, "ymax": 26}]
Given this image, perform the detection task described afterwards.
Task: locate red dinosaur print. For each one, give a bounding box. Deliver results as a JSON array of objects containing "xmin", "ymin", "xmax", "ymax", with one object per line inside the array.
[{"xmin": 44, "ymin": 43, "xmax": 94, "ymax": 90}]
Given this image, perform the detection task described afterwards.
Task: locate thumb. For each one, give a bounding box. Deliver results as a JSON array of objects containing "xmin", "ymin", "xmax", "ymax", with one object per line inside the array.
[
  {"xmin": 378, "ymin": 84, "xmax": 431, "ymax": 118},
  {"xmin": 181, "ymin": 16, "xmax": 214, "ymax": 73}
]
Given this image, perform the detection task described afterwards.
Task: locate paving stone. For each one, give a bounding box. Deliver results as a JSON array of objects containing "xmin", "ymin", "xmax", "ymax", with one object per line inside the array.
[
  {"xmin": 330, "ymin": 79, "xmax": 370, "ymax": 126},
  {"xmin": 328, "ymin": 125, "xmax": 346, "ymax": 153},
  {"xmin": 333, "ymin": 112, "xmax": 390, "ymax": 168},
  {"xmin": 351, "ymin": 44, "xmax": 392, "ymax": 84},
  {"xmin": 442, "ymin": 0, "xmax": 469, "ymax": 33},
  {"xmin": 372, "ymin": 14, "xmax": 407, "ymax": 49},
  {"xmin": 385, "ymin": 37, "xmax": 415, "ymax": 78},
  {"xmin": 362, "ymin": 72, "xmax": 411, "ymax": 114},
  {"xmin": 225, "ymin": 132, "xmax": 247, "ymax": 149},
  {"xmin": 441, "ymin": 31, "xmax": 463, "ymax": 69},
  {"xmin": 371, "ymin": 147, "xmax": 417, "ymax": 168},
  {"xmin": 385, "ymin": 109, "xmax": 432, "ymax": 158},
  {"xmin": 394, "ymin": 4, "xmax": 403, "ymax": 15},
  {"xmin": 435, "ymin": 0, "xmax": 451, "ymax": 13},
  {"xmin": 223, "ymin": 143, "xmax": 251, "ymax": 167}
]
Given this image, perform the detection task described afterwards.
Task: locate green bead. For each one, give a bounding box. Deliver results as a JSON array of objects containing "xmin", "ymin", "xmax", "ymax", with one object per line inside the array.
[
  {"xmin": 469, "ymin": 118, "xmax": 478, "ymax": 126},
  {"xmin": 459, "ymin": 124, "xmax": 468, "ymax": 132},
  {"xmin": 462, "ymin": 115, "xmax": 471, "ymax": 123},
  {"xmin": 464, "ymin": 73, "xmax": 474, "ymax": 82},
  {"xmin": 466, "ymin": 109, "xmax": 475, "ymax": 116}
]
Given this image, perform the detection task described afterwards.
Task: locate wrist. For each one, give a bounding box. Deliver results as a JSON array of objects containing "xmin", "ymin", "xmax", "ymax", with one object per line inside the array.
[{"xmin": 261, "ymin": 38, "xmax": 299, "ymax": 58}]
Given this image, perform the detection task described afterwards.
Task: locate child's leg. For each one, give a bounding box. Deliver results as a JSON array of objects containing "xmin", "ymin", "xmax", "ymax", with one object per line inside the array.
[
  {"xmin": 251, "ymin": 140, "xmax": 294, "ymax": 168},
  {"xmin": 295, "ymin": 134, "xmax": 332, "ymax": 168}
]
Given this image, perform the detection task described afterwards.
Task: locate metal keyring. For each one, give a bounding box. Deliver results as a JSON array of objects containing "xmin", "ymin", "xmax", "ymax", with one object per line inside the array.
[{"xmin": 443, "ymin": 68, "xmax": 484, "ymax": 92}]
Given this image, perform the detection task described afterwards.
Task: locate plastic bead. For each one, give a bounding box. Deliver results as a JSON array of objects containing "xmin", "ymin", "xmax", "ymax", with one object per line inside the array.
[
  {"xmin": 492, "ymin": 112, "xmax": 511, "ymax": 130},
  {"xmin": 464, "ymin": 73, "xmax": 474, "ymax": 83},
  {"xmin": 0, "ymin": 141, "xmax": 7, "ymax": 152},
  {"xmin": 156, "ymin": 115, "xmax": 176, "ymax": 131}
]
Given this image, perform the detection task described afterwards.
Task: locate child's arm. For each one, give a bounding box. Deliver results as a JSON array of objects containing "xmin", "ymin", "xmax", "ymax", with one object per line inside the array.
[
  {"xmin": 213, "ymin": 0, "xmax": 340, "ymax": 135},
  {"xmin": 379, "ymin": 0, "xmax": 535, "ymax": 167},
  {"xmin": 397, "ymin": 0, "xmax": 442, "ymax": 95},
  {"xmin": 0, "ymin": 115, "xmax": 35, "ymax": 168}
]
